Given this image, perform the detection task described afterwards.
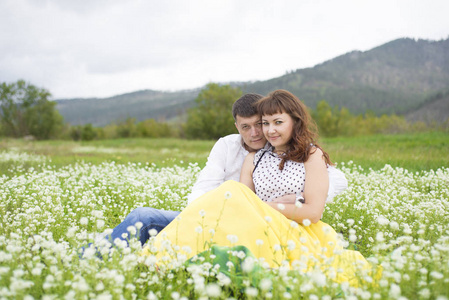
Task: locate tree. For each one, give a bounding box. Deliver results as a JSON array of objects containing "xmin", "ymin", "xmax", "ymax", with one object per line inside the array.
[
  {"xmin": 312, "ymin": 100, "xmax": 356, "ymax": 137},
  {"xmin": 136, "ymin": 119, "xmax": 174, "ymax": 138},
  {"xmin": 185, "ymin": 83, "xmax": 242, "ymax": 139},
  {"xmin": 0, "ymin": 80, "xmax": 64, "ymax": 139},
  {"xmin": 116, "ymin": 117, "xmax": 137, "ymax": 138}
]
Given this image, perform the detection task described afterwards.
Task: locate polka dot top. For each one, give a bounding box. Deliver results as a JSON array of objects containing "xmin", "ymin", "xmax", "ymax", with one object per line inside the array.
[{"xmin": 253, "ymin": 146, "xmax": 305, "ymax": 202}]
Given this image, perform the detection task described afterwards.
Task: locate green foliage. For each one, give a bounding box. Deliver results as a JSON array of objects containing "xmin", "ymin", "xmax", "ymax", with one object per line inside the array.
[
  {"xmin": 116, "ymin": 118, "xmax": 137, "ymax": 138},
  {"xmin": 0, "ymin": 80, "xmax": 64, "ymax": 139},
  {"xmin": 136, "ymin": 119, "xmax": 174, "ymax": 138},
  {"xmin": 185, "ymin": 83, "xmax": 242, "ymax": 139},
  {"xmin": 69, "ymin": 124, "xmax": 98, "ymax": 141},
  {"xmin": 312, "ymin": 100, "xmax": 355, "ymax": 136},
  {"xmin": 81, "ymin": 124, "xmax": 97, "ymax": 141},
  {"xmin": 101, "ymin": 118, "xmax": 178, "ymax": 139},
  {"xmin": 65, "ymin": 118, "xmax": 178, "ymax": 141},
  {"xmin": 311, "ymin": 99, "xmax": 446, "ymax": 137}
]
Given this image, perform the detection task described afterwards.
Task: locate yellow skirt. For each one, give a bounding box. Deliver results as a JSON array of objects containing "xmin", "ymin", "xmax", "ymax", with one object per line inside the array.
[{"xmin": 144, "ymin": 180, "xmax": 376, "ymax": 285}]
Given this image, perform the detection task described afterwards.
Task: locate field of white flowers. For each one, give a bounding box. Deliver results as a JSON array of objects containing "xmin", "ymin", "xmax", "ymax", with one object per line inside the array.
[{"xmin": 0, "ymin": 150, "xmax": 448, "ymax": 299}]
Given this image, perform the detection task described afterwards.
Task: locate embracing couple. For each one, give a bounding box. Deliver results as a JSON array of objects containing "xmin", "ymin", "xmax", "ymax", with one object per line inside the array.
[
  {"xmin": 110, "ymin": 92, "xmax": 347, "ymax": 245},
  {"xmin": 93, "ymin": 90, "xmax": 376, "ymax": 284}
]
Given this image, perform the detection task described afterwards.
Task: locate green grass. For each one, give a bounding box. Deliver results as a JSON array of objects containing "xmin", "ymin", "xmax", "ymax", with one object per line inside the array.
[
  {"xmin": 322, "ymin": 131, "xmax": 449, "ymax": 171},
  {"xmin": 0, "ymin": 138, "xmax": 213, "ymax": 176},
  {"xmin": 1, "ymin": 132, "xmax": 447, "ymax": 175}
]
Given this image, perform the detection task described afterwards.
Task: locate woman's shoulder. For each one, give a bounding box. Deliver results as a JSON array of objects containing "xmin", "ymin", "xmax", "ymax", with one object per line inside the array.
[
  {"xmin": 246, "ymin": 151, "xmax": 256, "ymax": 159},
  {"xmin": 309, "ymin": 145, "xmax": 323, "ymax": 155},
  {"xmin": 305, "ymin": 146, "xmax": 326, "ymax": 166},
  {"xmin": 243, "ymin": 151, "xmax": 256, "ymax": 165}
]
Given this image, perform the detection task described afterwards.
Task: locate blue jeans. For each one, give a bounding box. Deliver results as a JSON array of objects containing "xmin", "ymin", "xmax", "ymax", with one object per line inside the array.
[{"xmin": 109, "ymin": 207, "xmax": 180, "ymax": 246}]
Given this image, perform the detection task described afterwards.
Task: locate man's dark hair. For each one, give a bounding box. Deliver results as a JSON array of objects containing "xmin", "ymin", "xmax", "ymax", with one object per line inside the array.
[{"xmin": 232, "ymin": 93, "xmax": 264, "ymax": 120}]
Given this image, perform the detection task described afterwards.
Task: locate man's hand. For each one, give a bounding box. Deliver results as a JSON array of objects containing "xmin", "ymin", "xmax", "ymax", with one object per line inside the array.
[{"xmin": 272, "ymin": 193, "xmax": 304, "ymax": 204}]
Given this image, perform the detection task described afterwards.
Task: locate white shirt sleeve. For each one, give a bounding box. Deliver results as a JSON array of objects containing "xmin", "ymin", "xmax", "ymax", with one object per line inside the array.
[
  {"xmin": 187, "ymin": 138, "xmax": 229, "ymax": 204},
  {"xmin": 326, "ymin": 165, "xmax": 348, "ymax": 203}
]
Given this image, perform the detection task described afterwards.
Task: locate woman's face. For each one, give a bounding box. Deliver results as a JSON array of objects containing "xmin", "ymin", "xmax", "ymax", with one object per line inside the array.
[{"xmin": 261, "ymin": 112, "xmax": 295, "ymax": 152}]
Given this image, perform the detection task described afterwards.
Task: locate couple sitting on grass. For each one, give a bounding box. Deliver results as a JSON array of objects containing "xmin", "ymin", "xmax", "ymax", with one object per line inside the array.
[{"xmin": 92, "ymin": 90, "xmax": 377, "ymax": 285}]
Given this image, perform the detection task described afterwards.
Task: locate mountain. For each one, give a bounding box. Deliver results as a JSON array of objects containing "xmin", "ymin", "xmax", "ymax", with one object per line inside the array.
[
  {"xmin": 241, "ymin": 37, "xmax": 449, "ymax": 114},
  {"xmin": 56, "ymin": 89, "xmax": 199, "ymax": 126},
  {"xmin": 55, "ymin": 37, "xmax": 449, "ymax": 126},
  {"xmin": 405, "ymin": 88, "xmax": 449, "ymax": 124}
]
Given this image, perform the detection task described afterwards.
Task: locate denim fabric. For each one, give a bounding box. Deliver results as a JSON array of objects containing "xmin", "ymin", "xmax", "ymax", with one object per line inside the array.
[{"xmin": 109, "ymin": 207, "xmax": 180, "ymax": 246}]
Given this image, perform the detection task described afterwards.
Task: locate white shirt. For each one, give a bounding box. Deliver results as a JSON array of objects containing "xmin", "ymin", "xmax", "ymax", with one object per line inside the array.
[
  {"xmin": 187, "ymin": 134, "xmax": 348, "ymax": 204},
  {"xmin": 187, "ymin": 134, "xmax": 248, "ymax": 204}
]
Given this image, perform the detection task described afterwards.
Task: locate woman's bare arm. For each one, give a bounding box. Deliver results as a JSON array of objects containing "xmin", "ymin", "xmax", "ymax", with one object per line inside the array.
[{"xmin": 239, "ymin": 152, "xmax": 256, "ymax": 192}]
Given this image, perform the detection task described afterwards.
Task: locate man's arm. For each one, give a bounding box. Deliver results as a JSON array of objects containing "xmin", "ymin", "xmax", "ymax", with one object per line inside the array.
[
  {"xmin": 267, "ymin": 148, "xmax": 328, "ymax": 224},
  {"xmin": 187, "ymin": 138, "xmax": 229, "ymax": 204}
]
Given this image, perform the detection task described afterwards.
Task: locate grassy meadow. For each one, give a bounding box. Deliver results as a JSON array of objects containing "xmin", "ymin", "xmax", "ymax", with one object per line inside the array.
[
  {"xmin": 0, "ymin": 132, "xmax": 448, "ymax": 299},
  {"xmin": 1, "ymin": 131, "xmax": 448, "ymax": 174}
]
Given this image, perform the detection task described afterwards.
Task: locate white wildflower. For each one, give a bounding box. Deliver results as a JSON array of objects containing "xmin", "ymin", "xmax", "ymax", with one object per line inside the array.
[
  {"xmin": 245, "ymin": 287, "xmax": 258, "ymax": 297},
  {"xmin": 135, "ymin": 222, "xmax": 143, "ymax": 230},
  {"xmin": 127, "ymin": 226, "xmax": 137, "ymax": 236},
  {"xmin": 287, "ymin": 240, "xmax": 296, "ymax": 251},
  {"xmin": 205, "ymin": 283, "xmax": 221, "ymax": 297},
  {"xmin": 80, "ymin": 217, "xmax": 88, "ymax": 226},
  {"xmin": 260, "ymin": 278, "xmax": 272, "ymax": 291},
  {"xmin": 242, "ymin": 257, "xmax": 255, "ymax": 273},
  {"xmin": 419, "ymin": 288, "xmax": 431, "ymax": 299},
  {"xmin": 226, "ymin": 235, "xmax": 238, "ymax": 244}
]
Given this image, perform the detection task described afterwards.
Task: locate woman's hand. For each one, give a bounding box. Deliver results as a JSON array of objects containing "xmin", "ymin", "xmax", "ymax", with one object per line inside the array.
[{"xmin": 272, "ymin": 194, "xmax": 295, "ymax": 204}]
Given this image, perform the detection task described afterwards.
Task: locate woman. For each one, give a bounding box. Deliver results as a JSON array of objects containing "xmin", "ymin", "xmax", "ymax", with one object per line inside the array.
[
  {"xmin": 146, "ymin": 90, "xmax": 375, "ymax": 284},
  {"xmin": 240, "ymin": 89, "xmax": 330, "ymax": 225}
]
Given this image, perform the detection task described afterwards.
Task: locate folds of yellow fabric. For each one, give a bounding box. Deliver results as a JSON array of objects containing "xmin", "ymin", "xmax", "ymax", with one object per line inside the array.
[{"xmin": 142, "ymin": 180, "xmax": 377, "ymax": 285}]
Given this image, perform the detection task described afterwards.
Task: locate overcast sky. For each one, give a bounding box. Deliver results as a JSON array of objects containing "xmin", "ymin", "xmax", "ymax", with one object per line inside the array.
[{"xmin": 1, "ymin": 0, "xmax": 448, "ymax": 99}]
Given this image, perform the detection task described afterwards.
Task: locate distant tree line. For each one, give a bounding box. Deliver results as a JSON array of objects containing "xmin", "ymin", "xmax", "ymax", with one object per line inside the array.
[
  {"xmin": 69, "ymin": 118, "xmax": 176, "ymax": 141},
  {"xmin": 1, "ymin": 80, "xmax": 447, "ymax": 141},
  {"xmin": 0, "ymin": 80, "xmax": 64, "ymax": 140}
]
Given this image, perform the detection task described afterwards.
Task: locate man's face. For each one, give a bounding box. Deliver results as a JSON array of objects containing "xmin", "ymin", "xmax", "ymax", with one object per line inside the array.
[{"xmin": 235, "ymin": 115, "xmax": 266, "ymax": 152}]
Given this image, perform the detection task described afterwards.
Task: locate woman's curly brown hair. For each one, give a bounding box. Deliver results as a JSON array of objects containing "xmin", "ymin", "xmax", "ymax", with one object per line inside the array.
[{"xmin": 256, "ymin": 89, "xmax": 332, "ymax": 170}]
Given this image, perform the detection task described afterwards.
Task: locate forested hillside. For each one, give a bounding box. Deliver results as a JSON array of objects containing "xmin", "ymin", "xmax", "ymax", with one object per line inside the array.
[
  {"xmin": 405, "ymin": 88, "xmax": 449, "ymax": 123},
  {"xmin": 56, "ymin": 37, "xmax": 449, "ymax": 126},
  {"xmin": 242, "ymin": 37, "xmax": 449, "ymax": 114}
]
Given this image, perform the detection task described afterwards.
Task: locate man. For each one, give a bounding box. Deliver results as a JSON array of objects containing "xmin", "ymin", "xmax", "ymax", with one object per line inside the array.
[{"xmin": 107, "ymin": 93, "xmax": 347, "ymax": 246}]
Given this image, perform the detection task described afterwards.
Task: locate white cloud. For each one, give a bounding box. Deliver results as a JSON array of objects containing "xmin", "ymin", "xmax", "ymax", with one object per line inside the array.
[{"xmin": 1, "ymin": 0, "xmax": 448, "ymax": 98}]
